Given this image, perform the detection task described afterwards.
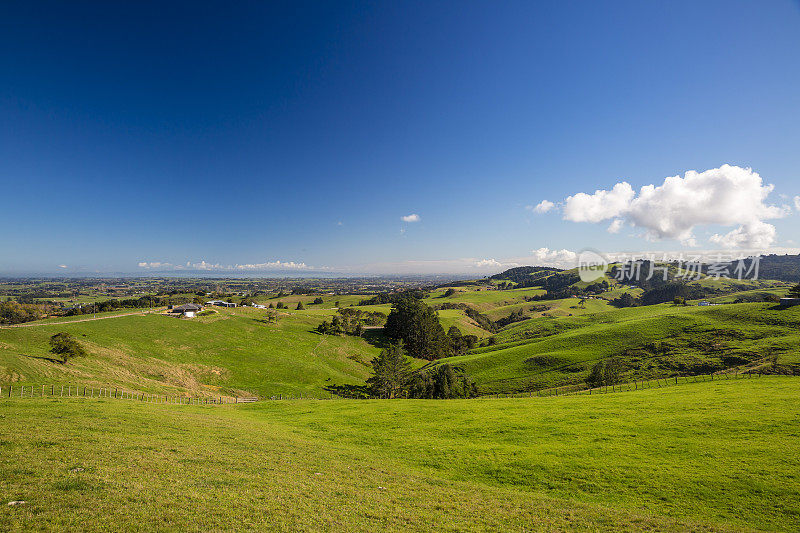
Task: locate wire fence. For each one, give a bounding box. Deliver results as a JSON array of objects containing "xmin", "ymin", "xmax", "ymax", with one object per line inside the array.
[
  {"xmin": 0, "ymin": 384, "xmax": 357, "ymax": 403},
  {"xmin": 480, "ymin": 369, "xmax": 783, "ymax": 399},
  {"xmin": 1, "ymin": 371, "xmax": 792, "ymax": 404},
  {"xmin": 0, "ymin": 384, "xmax": 252, "ymax": 405}
]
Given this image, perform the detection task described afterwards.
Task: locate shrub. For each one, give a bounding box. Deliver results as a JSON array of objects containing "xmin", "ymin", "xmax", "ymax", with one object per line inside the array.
[{"xmin": 49, "ymin": 332, "xmax": 87, "ymax": 363}]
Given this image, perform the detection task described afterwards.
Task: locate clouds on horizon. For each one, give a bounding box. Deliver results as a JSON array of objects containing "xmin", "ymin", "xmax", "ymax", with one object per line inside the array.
[
  {"xmin": 137, "ymin": 260, "xmax": 324, "ymax": 272},
  {"xmin": 534, "ymin": 165, "xmax": 789, "ymax": 249}
]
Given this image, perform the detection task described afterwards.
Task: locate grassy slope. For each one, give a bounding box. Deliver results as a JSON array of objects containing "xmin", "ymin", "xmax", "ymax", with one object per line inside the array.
[
  {"xmin": 440, "ymin": 302, "xmax": 800, "ymax": 393},
  {"xmin": 424, "ymin": 287, "xmax": 546, "ymax": 312},
  {"xmin": 1, "ymin": 377, "xmax": 798, "ymax": 531},
  {"xmin": 0, "ymin": 307, "xmax": 378, "ymax": 398}
]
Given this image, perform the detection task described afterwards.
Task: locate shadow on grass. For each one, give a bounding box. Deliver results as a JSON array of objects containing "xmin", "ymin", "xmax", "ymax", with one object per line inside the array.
[
  {"xmin": 323, "ymin": 383, "xmax": 370, "ymax": 399},
  {"xmin": 361, "ymin": 328, "xmax": 391, "ymax": 349},
  {"xmin": 20, "ymin": 353, "xmax": 65, "ymax": 364}
]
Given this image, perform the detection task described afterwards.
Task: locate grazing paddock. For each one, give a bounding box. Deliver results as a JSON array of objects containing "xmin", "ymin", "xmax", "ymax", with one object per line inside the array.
[{"xmin": 1, "ymin": 377, "xmax": 798, "ymax": 531}]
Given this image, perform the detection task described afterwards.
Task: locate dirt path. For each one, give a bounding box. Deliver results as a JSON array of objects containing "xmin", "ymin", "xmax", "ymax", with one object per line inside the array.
[{"xmin": 0, "ymin": 310, "xmax": 162, "ymax": 329}]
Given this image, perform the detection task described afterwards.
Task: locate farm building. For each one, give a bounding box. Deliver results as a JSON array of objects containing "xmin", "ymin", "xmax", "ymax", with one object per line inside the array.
[
  {"xmin": 205, "ymin": 300, "xmax": 237, "ymax": 307},
  {"xmin": 170, "ymin": 303, "xmax": 203, "ymax": 318}
]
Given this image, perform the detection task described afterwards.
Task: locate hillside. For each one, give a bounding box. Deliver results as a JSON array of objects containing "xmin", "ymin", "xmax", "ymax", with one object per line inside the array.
[
  {"xmin": 434, "ymin": 302, "xmax": 800, "ymax": 394},
  {"xmin": 2, "ymin": 377, "xmax": 798, "ymax": 531},
  {"xmin": 0, "ymin": 307, "xmax": 379, "ymax": 398}
]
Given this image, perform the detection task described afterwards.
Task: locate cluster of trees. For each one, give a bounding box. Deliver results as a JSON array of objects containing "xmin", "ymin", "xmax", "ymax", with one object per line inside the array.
[
  {"xmin": 446, "ymin": 325, "xmax": 478, "ymax": 355},
  {"xmin": 407, "ymin": 363, "xmax": 478, "ymax": 399},
  {"xmin": 316, "ymin": 308, "xmax": 387, "ymax": 336},
  {"xmin": 0, "ymin": 301, "xmax": 51, "ymax": 324},
  {"xmin": 2, "ymin": 293, "xmax": 213, "ymax": 324},
  {"xmin": 489, "ymin": 266, "xmax": 562, "ymax": 286},
  {"xmin": 639, "ymin": 282, "xmax": 704, "ymax": 306},
  {"xmin": 62, "ymin": 295, "xmax": 175, "ymax": 316},
  {"xmin": 49, "ymin": 332, "xmax": 87, "ymax": 363},
  {"xmin": 384, "ymin": 297, "xmax": 452, "ymax": 360},
  {"xmin": 494, "ymin": 308, "xmax": 528, "ymax": 328},
  {"xmin": 789, "ymin": 284, "xmax": 800, "ymax": 297},
  {"xmin": 609, "ymin": 293, "xmax": 637, "ymax": 308},
  {"xmin": 586, "ymin": 357, "xmax": 623, "ymax": 388},
  {"xmin": 433, "ymin": 302, "xmax": 495, "ymax": 332},
  {"xmin": 358, "ymin": 289, "xmax": 428, "ymax": 306},
  {"xmin": 584, "ymin": 280, "xmax": 610, "ymax": 294},
  {"xmin": 610, "ymin": 282, "xmax": 713, "ymax": 308},
  {"xmin": 382, "ymin": 296, "xmax": 484, "ymax": 359},
  {"xmin": 366, "ymin": 342, "xmax": 478, "ymax": 399},
  {"xmin": 726, "ymin": 254, "xmax": 800, "ymax": 283}
]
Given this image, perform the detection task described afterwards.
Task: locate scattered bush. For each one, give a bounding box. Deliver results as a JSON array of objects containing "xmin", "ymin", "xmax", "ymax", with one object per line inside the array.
[{"xmin": 49, "ymin": 332, "xmax": 87, "ymax": 363}]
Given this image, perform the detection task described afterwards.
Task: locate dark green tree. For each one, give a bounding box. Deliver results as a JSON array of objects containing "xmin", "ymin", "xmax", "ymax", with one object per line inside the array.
[
  {"xmin": 367, "ymin": 342, "xmax": 412, "ymax": 398},
  {"xmin": 586, "ymin": 357, "xmax": 623, "ymax": 388},
  {"xmin": 49, "ymin": 332, "xmax": 87, "ymax": 363},
  {"xmin": 384, "ymin": 297, "xmax": 452, "ymax": 360}
]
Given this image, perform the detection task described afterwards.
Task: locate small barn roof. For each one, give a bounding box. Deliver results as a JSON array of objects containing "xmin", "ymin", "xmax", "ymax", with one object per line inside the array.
[{"xmin": 173, "ymin": 303, "xmax": 203, "ymax": 312}]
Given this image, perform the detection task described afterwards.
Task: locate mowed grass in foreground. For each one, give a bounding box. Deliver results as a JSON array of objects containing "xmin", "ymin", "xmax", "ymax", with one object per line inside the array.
[{"xmin": 1, "ymin": 377, "xmax": 798, "ymax": 531}]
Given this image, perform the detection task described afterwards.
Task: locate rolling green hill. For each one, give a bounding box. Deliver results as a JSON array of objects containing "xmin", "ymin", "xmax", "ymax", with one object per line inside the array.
[
  {"xmin": 0, "ymin": 307, "xmax": 379, "ymax": 398},
  {"xmin": 3, "ymin": 283, "xmax": 798, "ymax": 399},
  {"xmin": 435, "ymin": 302, "xmax": 800, "ymax": 394},
  {"xmin": 2, "ymin": 377, "xmax": 798, "ymax": 531}
]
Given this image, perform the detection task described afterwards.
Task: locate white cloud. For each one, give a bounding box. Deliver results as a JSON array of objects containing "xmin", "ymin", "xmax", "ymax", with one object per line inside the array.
[
  {"xmin": 529, "ymin": 247, "xmax": 579, "ymax": 268},
  {"xmin": 709, "ymin": 220, "xmax": 777, "ymax": 249},
  {"xmin": 137, "ymin": 260, "xmax": 324, "ymax": 271},
  {"xmin": 401, "ymin": 213, "xmax": 421, "ymax": 222},
  {"xmin": 563, "ymin": 182, "xmax": 635, "ymax": 223},
  {"xmin": 607, "ymin": 219, "xmax": 624, "ymax": 234},
  {"xmin": 530, "ymin": 200, "xmax": 555, "ymax": 214},
  {"xmin": 235, "ymin": 261, "xmax": 311, "ymax": 271},
  {"xmin": 138, "ymin": 261, "xmax": 173, "ymax": 269},
  {"xmin": 794, "ymin": 196, "xmax": 800, "ymax": 211},
  {"xmin": 473, "ymin": 258, "xmax": 503, "ymax": 268},
  {"xmin": 558, "ymin": 165, "xmax": 787, "ymax": 249},
  {"xmin": 57, "ymin": 264, "xmax": 67, "ymax": 269}
]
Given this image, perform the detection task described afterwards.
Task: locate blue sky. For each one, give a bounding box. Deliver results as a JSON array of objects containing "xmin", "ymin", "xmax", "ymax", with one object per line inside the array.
[{"xmin": 2, "ymin": 1, "xmax": 799, "ymax": 275}]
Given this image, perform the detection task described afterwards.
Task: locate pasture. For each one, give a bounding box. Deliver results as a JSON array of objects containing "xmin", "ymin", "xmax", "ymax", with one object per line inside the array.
[
  {"xmin": 0, "ymin": 307, "xmax": 377, "ymax": 398},
  {"xmin": 438, "ymin": 302, "xmax": 800, "ymax": 393},
  {"xmin": 1, "ymin": 377, "xmax": 798, "ymax": 531}
]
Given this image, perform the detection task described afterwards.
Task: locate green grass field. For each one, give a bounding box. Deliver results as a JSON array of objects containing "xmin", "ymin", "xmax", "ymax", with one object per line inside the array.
[
  {"xmin": 3, "ymin": 280, "xmax": 799, "ymax": 400},
  {"xmin": 0, "ymin": 307, "xmax": 378, "ymax": 398},
  {"xmin": 1, "ymin": 377, "xmax": 798, "ymax": 531},
  {"xmin": 437, "ymin": 302, "xmax": 800, "ymax": 394}
]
